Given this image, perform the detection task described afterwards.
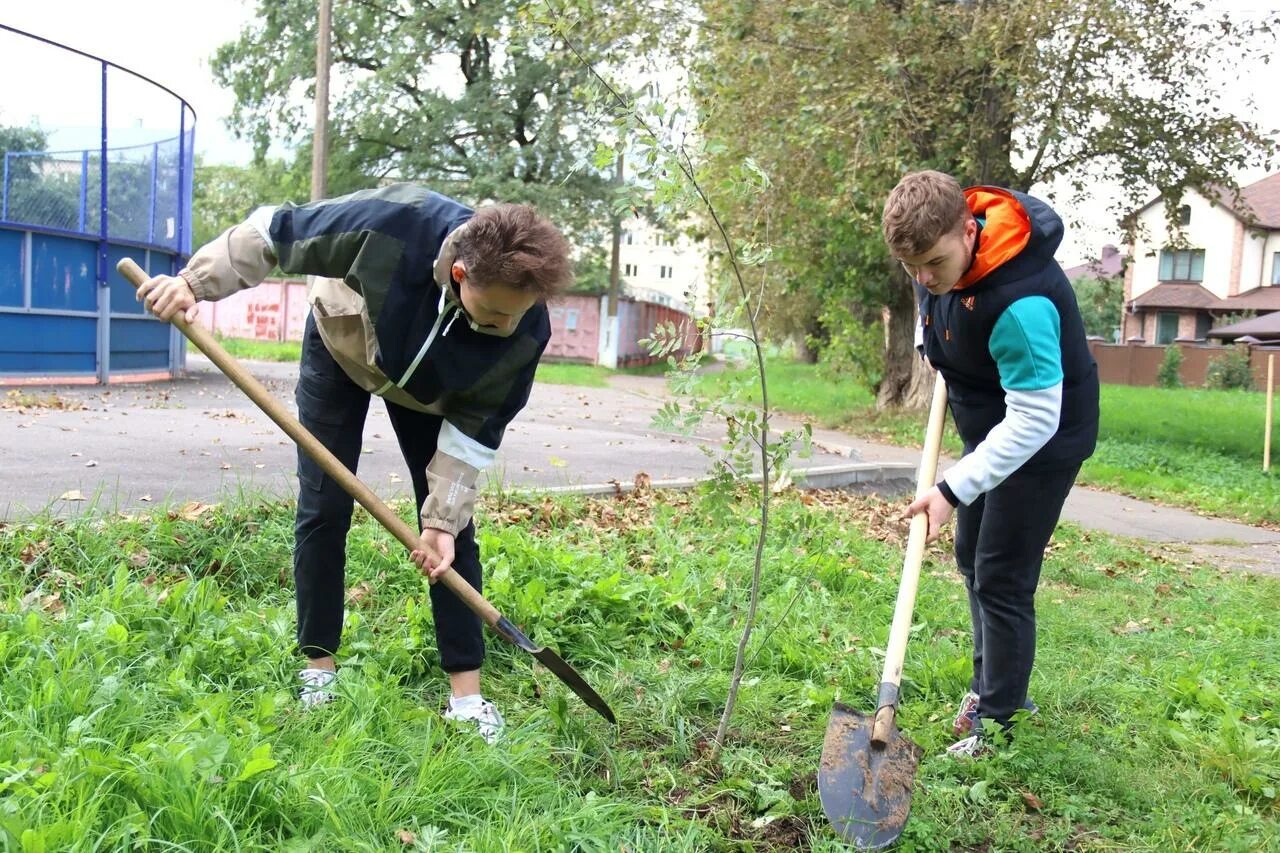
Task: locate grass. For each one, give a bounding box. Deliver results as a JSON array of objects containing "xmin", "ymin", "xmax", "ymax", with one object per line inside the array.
[
  {"xmin": 1080, "ymin": 385, "xmax": 1280, "ymax": 526},
  {"xmin": 186, "ymin": 338, "xmax": 665, "ymax": 389},
  {"xmin": 2, "ymin": 489, "xmax": 1277, "ymax": 850},
  {"xmin": 694, "ymin": 359, "xmax": 879, "ymax": 430},
  {"xmin": 188, "ymin": 336, "xmax": 301, "ymax": 363},
  {"xmin": 699, "ymin": 358, "xmax": 1280, "ymax": 526},
  {"xmin": 535, "ymin": 361, "xmax": 669, "ymax": 388}
]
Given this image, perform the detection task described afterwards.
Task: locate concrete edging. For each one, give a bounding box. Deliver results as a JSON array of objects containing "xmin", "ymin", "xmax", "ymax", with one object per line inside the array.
[{"xmin": 528, "ymin": 462, "xmax": 917, "ymax": 497}]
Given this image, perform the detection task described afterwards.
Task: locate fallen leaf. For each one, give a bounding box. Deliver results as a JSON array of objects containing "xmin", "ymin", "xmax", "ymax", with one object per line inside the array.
[
  {"xmin": 20, "ymin": 540, "xmax": 50, "ymax": 564},
  {"xmin": 85, "ymin": 460, "xmax": 98, "ymax": 468},
  {"xmin": 139, "ymin": 494, "xmax": 152, "ymax": 502},
  {"xmin": 220, "ymin": 463, "xmax": 232, "ymax": 470},
  {"xmin": 1020, "ymin": 791, "xmax": 1044, "ymax": 811},
  {"xmin": 177, "ymin": 501, "xmax": 217, "ymax": 521},
  {"xmin": 59, "ymin": 490, "xmax": 86, "ymax": 502},
  {"xmin": 346, "ymin": 581, "xmax": 373, "ymax": 607},
  {"xmin": 397, "ymin": 829, "xmax": 416, "ymax": 845}
]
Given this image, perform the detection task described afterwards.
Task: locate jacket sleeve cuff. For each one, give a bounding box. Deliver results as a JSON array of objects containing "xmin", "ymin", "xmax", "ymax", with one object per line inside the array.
[
  {"xmin": 937, "ymin": 479, "xmax": 961, "ymax": 507},
  {"xmin": 180, "ymin": 221, "xmax": 278, "ymax": 302},
  {"xmin": 419, "ymin": 450, "xmax": 481, "ymax": 536}
]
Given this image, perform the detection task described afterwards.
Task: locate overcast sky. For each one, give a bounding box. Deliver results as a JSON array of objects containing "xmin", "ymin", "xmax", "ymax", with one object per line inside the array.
[{"xmin": 2, "ymin": 0, "xmax": 1277, "ymax": 266}]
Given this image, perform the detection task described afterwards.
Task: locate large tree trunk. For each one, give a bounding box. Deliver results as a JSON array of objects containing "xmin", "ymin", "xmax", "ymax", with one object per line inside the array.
[
  {"xmin": 792, "ymin": 332, "xmax": 818, "ymax": 364},
  {"xmin": 876, "ymin": 269, "xmax": 933, "ymax": 410}
]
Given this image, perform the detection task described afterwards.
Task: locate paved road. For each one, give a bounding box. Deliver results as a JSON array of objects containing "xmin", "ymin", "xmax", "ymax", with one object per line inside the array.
[
  {"xmin": 783, "ymin": 418, "xmax": 1280, "ymax": 577},
  {"xmin": 5, "ymin": 359, "xmax": 1278, "ymax": 576},
  {"xmin": 1, "ymin": 356, "xmax": 857, "ymax": 519}
]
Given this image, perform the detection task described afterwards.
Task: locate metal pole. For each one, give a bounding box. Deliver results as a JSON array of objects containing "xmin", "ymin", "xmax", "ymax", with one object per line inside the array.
[
  {"xmin": 311, "ymin": 0, "xmax": 331, "ymax": 201},
  {"xmin": 177, "ymin": 106, "xmax": 187, "ymax": 253},
  {"xmin": 79, "ymin": 150, "xmax": 88, "ymax": 232},
  {"xmin": 148, "ymin": 142, "xmax": 158, "ymax": 243},
  {"xmin": 97, "ymin": 60, "xmax": 110, "ymax": 384},
  {"xmin": 1265, "ymin": 353, "xmax": 1274, "ymax": 473}
]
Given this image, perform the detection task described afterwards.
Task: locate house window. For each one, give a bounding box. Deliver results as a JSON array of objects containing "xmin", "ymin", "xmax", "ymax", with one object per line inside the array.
[
  {"xmin": 565, "ymin": 309, "xmax": 579, "ymax": 331},
  {"xmin": 658, "ymin": 265, "xmax": 673, "ymax": 279},
  {"xmin": 1156, "ymin": 312, "xmax": 1179, "ymax": 345},
  {"xmin": 1177, "ymin": 205, "xmax": 1191, "ymax": 226},
  {"xmin": 1158, "ymin": 249, "xmax": 1205, "ymax": 282},
  {"xmin": 623, "ymin": 263, "xmax": 636, "ymax": 276},
  {"xmin": 1272, "ymin": 252, "xmax": 1280, "ymax": 286},
  {"xmin": 1195, "ymin": 313, "xmax": 1211, "ymax": 340},
  {"xmin": 624, "ymin": 232, "xmax": 634, "ymax": 245}
]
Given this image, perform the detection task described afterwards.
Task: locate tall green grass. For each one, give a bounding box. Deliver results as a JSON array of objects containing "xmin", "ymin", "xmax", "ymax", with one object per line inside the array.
[
  {"xmin": 2, "ymin": 490, "xmax": 1277, "ymax": 849},
  {"xmin": 699, "ymin": 359, "xmax": 1280, "ymax": 525},
  {"xmin": 187, "ymin": 336, "xmax": 302, "ymax": 363}
]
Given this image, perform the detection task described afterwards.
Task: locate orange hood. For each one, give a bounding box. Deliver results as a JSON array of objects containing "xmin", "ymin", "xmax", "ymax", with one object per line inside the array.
[{"xmin": 955, "ymin": 187, "xmax": 1031, "ymax": 291}]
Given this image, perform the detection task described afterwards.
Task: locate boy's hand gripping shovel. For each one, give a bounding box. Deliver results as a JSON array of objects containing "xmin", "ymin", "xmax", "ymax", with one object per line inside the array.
[
  {"xmin": 818, "ymin": 373, "xmax": 948, "ymax": 848},
  {"xmin": 119, "ymin": 257, "xmax": 616, "ymax": 726}
]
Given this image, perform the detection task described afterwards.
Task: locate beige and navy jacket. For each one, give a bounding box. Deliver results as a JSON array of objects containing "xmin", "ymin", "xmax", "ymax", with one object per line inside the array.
[{"xmin": 179, "ymin": 184, "xmax": 550, "ymax": 535}]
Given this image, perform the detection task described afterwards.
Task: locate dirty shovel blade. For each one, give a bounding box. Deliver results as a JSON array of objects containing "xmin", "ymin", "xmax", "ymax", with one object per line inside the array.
[{"xmin": 818, "ymin": 702, "xmax": 922, "ymax": 850}]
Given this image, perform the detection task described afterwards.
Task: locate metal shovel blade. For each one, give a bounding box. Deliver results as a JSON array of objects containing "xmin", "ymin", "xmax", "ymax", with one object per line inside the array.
[
  {"xmin": 492, "ymin": 616, "xmax": 617, "ymax": 724},
  {"xmin": 818, "ymin": 703, "xmax": 922, "ymax": 850}
]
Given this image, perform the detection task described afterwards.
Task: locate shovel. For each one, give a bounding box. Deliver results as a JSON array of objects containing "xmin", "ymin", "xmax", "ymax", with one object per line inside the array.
[
  {"xmin": 818, "ymin": 372, "xmax": 948, "ymax": 848},
  {"xmin": 118, "ymin": 257, "xmax": 617, "ymax": 725}
]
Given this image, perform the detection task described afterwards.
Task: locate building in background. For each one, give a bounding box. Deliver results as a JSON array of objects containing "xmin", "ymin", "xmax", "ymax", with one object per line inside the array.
[
  {"xmin": 618, "ymin": 216, "xmax": 709, "ymax": 316},
  {"xmin": 1123, "ymin": 172, "xmax": 1280, "ymax": 344}
]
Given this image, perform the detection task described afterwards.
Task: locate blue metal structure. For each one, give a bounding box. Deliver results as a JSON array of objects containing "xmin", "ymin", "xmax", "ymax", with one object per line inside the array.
[{"xmin": 0, "ymin": 24, "xmax": 195, "ymax": 381}]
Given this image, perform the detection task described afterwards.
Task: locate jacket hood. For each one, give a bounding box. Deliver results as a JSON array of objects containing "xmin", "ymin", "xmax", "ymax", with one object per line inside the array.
[{"xmin": 956, "ymin": 187, "xmax": 1064, "ymax": 290}]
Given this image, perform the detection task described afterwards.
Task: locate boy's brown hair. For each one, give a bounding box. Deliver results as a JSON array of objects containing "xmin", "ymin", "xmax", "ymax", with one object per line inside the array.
[
  {"xmin": 456, "ymin": 204, "xmax": 574, "ymax": 298},
  {"xmin": 882, "ymin": 170, "xmax": 971, "ymax": 257}
]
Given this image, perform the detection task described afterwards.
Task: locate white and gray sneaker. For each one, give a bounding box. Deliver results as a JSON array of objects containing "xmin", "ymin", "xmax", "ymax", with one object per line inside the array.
[
  {"xmin": 444, "ymin": 695, "xmax": 505, "ymax": 744},
  {"xmin": 299, "ymin": 668, "xmax": 337, "ymax": 708}
]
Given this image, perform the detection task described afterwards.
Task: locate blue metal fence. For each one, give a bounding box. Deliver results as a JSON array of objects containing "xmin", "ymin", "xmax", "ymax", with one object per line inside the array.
[{"xmin": 0, "ymin": 24, "xmax": 194, "ymax": 382}]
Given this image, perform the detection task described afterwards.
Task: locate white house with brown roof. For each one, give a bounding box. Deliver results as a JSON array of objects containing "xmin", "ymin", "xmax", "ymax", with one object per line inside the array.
[{"xmin": 1122, "ymin": 172, "xmax": 1280, "ymax": 344}]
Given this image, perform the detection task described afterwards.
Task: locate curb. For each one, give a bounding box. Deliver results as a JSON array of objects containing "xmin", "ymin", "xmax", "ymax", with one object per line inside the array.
[{"xmin": 530, "ymin": 462, "xmax": 918, "ymax": 497}]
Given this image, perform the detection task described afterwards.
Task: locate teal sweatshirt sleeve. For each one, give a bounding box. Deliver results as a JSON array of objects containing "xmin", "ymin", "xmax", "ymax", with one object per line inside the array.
[{"xmin": 988, "ymin": 295, "xmax": 1063, "ymax": 390}]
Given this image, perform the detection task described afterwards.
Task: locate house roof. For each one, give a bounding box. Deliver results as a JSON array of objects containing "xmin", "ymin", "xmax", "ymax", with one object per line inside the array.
[
  {"xmin": 1218, "ymin": 286, "xmax": 1280, "ymax": 312},
  {"xmin": 1241, "ymin": 173, "xmax": 1280, "ymax": 229},
  {"xmin": 1207, "ymin": 310, "xmax": 1280, "ymax": 341},
  {"xmin": 1131, "ymin": 172, "xmax": 1280, "ymax": 230},
  {"xmin": 1132, "ymin": 284, "xmax": 1280, "ymax": 312},
  {"xmin": 1131, "ymin": 283, "xmax": 1222, "ymax": 310},
  {"xmin": 1062, "ymin": 245, "xmax": 1123, "ymax": 280}
]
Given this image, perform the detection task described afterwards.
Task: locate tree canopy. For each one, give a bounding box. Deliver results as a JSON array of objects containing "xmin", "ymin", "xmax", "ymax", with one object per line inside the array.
[
  {"xmin": 209, "ymin": 0, "xmax": 672, "ymax": 235},
  {"xmin": 695, "ymin": 0, "xmax": 1277, "ymax": 406}
]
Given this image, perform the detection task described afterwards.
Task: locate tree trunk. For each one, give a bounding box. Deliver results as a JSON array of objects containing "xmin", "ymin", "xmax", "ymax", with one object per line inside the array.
[
  {"xmin": 792, "ymin": 332, "xmax": 818, "ymax": 364},
  {"xmin": 876, "ymin": 269, "xmax": 933, "ymax": 410}
]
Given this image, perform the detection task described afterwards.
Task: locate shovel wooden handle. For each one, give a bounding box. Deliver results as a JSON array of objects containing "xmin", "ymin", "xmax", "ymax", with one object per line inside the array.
[
  {"xmin": 871, "ymin": 372, "xmax": 948, "ymax": 745},
  {"xmin": 118, "ymin": 257, "xmax": 502, "ymax": 626}
]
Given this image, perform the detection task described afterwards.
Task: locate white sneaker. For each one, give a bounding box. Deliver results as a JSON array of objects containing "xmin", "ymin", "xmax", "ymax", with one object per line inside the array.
[
  {"xmin": 444, "ymin": 695, "xmax": 505, "ymax": 744},
  {"xmin": 299, "ymin": 668, "xmax": 336, "ymax": 708},
  {"xmin": 945, "ymin": 734, "xmax": 993, "ymax": 759}
]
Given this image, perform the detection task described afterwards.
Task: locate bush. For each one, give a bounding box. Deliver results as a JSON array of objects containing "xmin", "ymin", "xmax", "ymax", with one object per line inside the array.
[
  {"xmin": 1157, "ymin": 345, "xmax": 1183, "ymax": 388},
  {"xmin": 1205, "ymin": 349, "xmax": 1256, "ymax": 391}
]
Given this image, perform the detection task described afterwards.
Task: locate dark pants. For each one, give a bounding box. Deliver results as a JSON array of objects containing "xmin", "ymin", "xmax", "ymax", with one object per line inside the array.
[
  {"xmin": 953, "ymin": 462, "xmax": 1080, "ymax": 729},
  {"xmin": 293, "ymin": 314, "xmax": 485, "ymax": 672}
]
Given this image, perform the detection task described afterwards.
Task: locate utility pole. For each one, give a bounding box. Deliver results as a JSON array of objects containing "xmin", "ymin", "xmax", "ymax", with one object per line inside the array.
[
  {"xmin": 311, "ymin": 0, "xmax": 332, "ymax": 201},
  {"xmin": 599, "ymin": 152, "xmax": 625, "ymax": 368}
]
